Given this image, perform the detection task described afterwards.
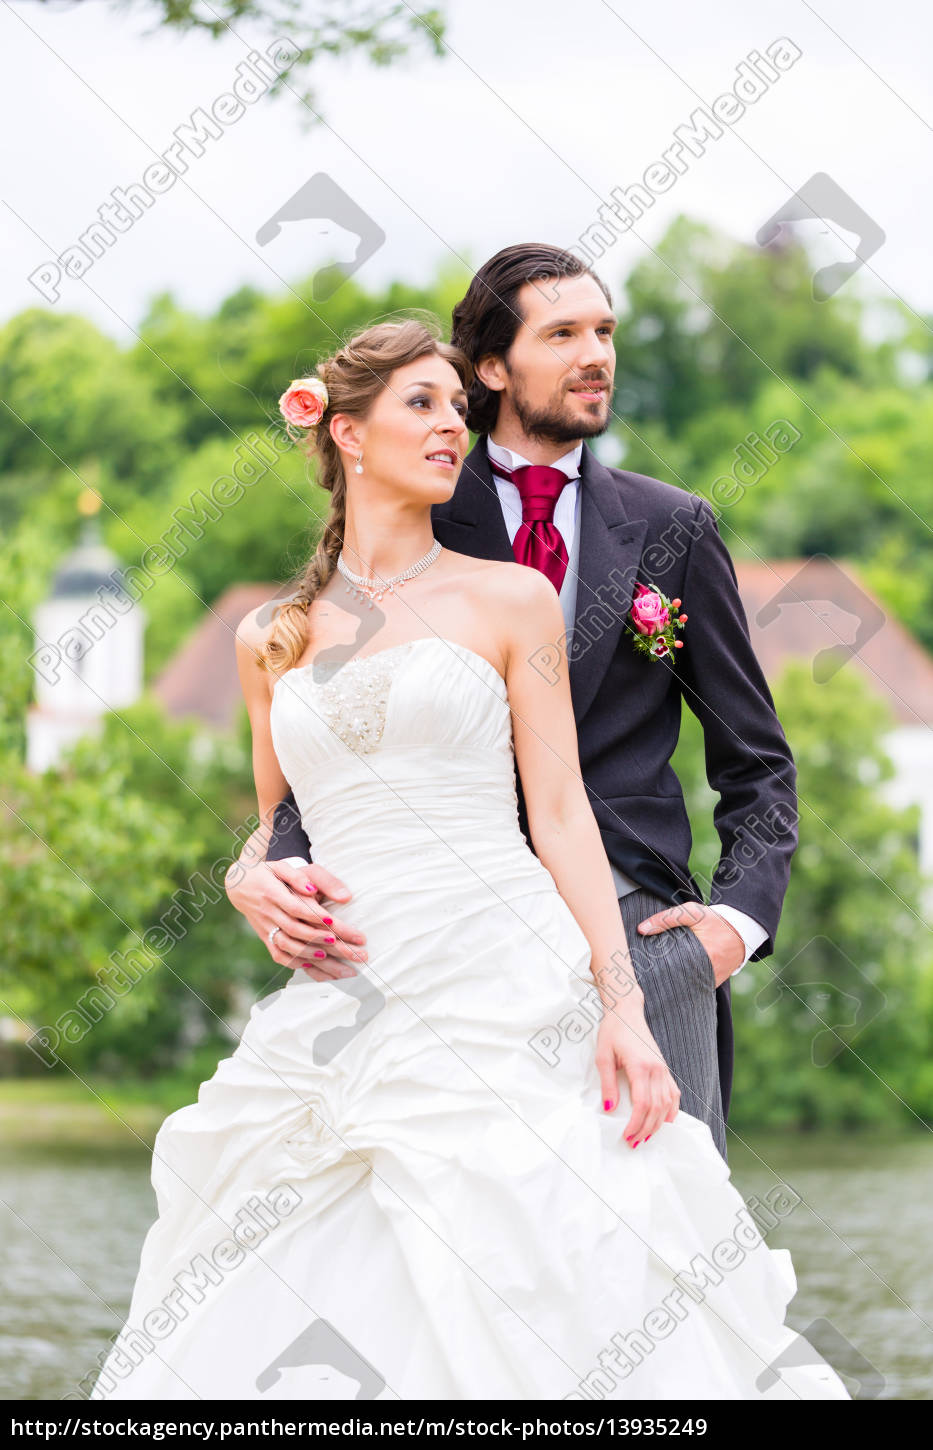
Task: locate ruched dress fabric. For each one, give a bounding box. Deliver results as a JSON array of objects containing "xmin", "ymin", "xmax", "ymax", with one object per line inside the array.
[{"xmin": 93, "ymin": 638, "xmax": 850, "ymax": 1402}]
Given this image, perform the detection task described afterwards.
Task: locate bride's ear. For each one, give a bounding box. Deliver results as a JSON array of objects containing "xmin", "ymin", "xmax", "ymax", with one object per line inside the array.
[{"xmin": 329, "ymin": 412, "xmax": 363, "ymax": 458}]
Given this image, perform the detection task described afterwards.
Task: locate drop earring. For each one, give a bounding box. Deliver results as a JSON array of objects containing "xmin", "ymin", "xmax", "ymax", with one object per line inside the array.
[{"xmin": 354, "ymin": 453, "xmax": 364, "ymax": 475}]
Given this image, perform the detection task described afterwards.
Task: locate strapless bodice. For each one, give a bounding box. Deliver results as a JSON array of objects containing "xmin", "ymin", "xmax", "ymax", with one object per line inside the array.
[
  {"xmin": 270, "ymin": 636, "xmax": 512, "ymax": 765},
  {"xmin": 268, "ymin": 636, "xmax": 559, "ymax": 918}
]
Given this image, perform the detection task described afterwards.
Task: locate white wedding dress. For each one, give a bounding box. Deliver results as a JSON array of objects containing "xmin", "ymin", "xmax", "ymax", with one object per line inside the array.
[{"xmin": 93, "ymin": 637, "xmax": 849, "ymax": 1401}]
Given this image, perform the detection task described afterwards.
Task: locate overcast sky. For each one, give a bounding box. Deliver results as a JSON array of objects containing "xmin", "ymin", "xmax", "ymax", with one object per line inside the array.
[{"xmin": 1, "ymin": 0, "xmax": 931, "ymax": 346}]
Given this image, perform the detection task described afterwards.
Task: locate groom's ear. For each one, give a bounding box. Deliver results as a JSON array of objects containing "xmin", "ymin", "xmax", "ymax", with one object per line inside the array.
[{"xmin": 473, "ymin": 353, "xmax": 507, "ymax": 394}]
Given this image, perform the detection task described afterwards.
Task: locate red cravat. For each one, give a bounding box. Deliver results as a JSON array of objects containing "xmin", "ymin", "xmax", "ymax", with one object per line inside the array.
[{"xmin": 490, "ymin": 458, "xmax": 570, "ymax": 594}]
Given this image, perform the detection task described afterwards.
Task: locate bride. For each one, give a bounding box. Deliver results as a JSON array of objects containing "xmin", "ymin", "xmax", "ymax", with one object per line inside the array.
[{"xmin": 92, "ymin": 319, "xmax": 849, "ymax": 1401}]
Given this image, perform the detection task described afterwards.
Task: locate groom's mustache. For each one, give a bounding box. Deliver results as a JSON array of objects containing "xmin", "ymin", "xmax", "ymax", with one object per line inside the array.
[{"xmin": 564, "ymin": 372, "xmax": 611, "ymax": 390}]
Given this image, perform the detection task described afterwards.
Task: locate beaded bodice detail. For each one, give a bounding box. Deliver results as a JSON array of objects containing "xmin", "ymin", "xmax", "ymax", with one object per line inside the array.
[{"xmin": 293, "ymin": 640, "xmax": 417, "ymax": 756}]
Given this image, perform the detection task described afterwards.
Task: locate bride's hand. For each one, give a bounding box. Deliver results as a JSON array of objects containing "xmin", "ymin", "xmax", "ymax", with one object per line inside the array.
[
  {"xmin": 595, "ymin": 1013, "xmax": 680, "ymax": 1148},
  {"xmin": 224, "ymin": 855, "xmax": 368, "ymax": 981}
]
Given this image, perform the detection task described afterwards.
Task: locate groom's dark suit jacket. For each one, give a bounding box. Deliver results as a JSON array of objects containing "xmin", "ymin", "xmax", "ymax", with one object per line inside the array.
[{"xmin": 266, "ymin": 440, "xmax": 799, "ymax": 1117}]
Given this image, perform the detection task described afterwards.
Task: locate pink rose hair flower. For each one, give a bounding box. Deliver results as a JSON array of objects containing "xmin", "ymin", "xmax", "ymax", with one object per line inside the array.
[
  {"xmin": 279, "ymin": 376, "xmax": 329, "ymax": 429},
  {"xmin": 627, "ymin": 583, "xmax": 687, "ymax": 663}
]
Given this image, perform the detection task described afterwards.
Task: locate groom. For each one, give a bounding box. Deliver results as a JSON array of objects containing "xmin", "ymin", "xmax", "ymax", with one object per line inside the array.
[{"xmin": 227, "ymin": 244, "xmax": 797, "ymax": 1161}]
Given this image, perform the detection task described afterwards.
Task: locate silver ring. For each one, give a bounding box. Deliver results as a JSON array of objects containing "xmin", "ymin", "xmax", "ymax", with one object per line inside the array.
[{"xmin": 267, "ymin": 925, "xmax": 281, "ymax": 947}]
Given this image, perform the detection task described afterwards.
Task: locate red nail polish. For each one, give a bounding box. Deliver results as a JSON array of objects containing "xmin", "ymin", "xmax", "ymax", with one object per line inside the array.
[
  {"xmin": 313, "ymin": 950, "xmax": 326, "ymax": 959},
  {"xmin": 305, "ymin": 883, "xmax": 317, "ymax": 892},
  {"xmin": 633, "ymin": 1139, "xmax": 641, "ymax": 1148},
  {"xmin": 322, "ymin": 917, "xmax": 333, "ymax": 926},
  {"xmin": 324, "ymin": 936, "xmax": 335, "ymax": 944},
  {"xmin": 604, "ymin": 1099, "xmax": 612, "ymax": 1111}
]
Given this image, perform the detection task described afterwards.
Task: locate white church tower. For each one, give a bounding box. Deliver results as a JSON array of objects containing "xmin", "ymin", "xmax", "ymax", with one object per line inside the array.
[{"xmin": 26, "ymin": 491, "xmax": 146, "ymax": 773}]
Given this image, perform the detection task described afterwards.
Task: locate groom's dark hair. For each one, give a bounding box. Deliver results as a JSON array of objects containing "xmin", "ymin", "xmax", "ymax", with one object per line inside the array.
[{"xmin": 451, "ymin": 243, "xmax": 612, "ymax": 433}]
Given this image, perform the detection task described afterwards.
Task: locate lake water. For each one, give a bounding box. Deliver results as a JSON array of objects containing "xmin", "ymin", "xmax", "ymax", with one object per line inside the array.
[{"xmin": 1, "ymin": 1132, "xmax": 930, "ymax": 1400}]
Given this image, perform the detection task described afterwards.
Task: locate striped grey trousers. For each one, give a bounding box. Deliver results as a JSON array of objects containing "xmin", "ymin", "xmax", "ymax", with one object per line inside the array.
[{"xmin": 618, "ymin": 888, "xmax": 728, "ymax": 1161}]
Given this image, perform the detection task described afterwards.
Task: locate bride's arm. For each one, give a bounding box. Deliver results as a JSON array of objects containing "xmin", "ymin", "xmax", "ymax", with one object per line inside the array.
[
  {"xmin": 222, "ymin": 607, "xmax": 368, "ymax": 981},
  {"xmin": 501, "ymin": 569, "xmax": 680, "ymax": 1145}
]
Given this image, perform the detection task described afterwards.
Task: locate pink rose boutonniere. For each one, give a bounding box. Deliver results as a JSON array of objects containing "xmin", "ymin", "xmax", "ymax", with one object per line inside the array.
[
  {"xmin": 279, "ymin": 375, "xmax": 329, "ymax": 430},
  {"xmin": 628, "ymin": 583, "xmax": 688, "ymax": 662}
]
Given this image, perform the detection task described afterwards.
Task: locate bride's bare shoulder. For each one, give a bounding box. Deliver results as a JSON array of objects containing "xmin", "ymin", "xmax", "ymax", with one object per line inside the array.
[
  {"xmin": 486, "ymin": 558, "xmax": 559, "ymax": 612},
  {"xmin": 483, "ymin": 562, "xmax": 567, "ymax": 672},
  {"xmin": 444, "ymin": 551, "xmax": 542, "ymax": 598},
  {"xmin": 234, "ymin": 592, "xmax": 305, "ymax": 694},
  {"xmin": 447, "ymin": 556, "xmax": 563, "ymax": 667},
  {"xmin": 236, "ymin": 592, "xmax": 304, "ymax": 647}
]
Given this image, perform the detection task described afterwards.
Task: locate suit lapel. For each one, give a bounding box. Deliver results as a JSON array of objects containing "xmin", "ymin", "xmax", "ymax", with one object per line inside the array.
[
  {"xmin": 431, "ymin": 439, "xmax": 648, "ymax": 722},
  {"xmin": 571, "ymin": 446, "xmax": 648, "ymax": 721}
]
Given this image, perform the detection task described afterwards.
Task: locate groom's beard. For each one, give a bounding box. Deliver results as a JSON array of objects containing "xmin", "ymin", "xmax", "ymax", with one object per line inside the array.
[{"xmin": 504, "ymin": 366, "xmax": 612, "ymax": 446}]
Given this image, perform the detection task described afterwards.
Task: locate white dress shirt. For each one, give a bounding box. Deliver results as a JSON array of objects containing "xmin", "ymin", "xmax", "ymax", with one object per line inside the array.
[
  {"xmin": 487, "ymin": 437, "xmax": 767, "ymax": 973},
  {"xmin": 487, "ymin": 437, "xmax": 582, "ymax": 545}
]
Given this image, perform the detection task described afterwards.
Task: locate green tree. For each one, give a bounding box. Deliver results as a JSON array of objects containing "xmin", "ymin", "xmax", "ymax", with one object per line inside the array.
[
  {"xmin": 0, "ymin": 696, "xmax": 274, "ymax": 1077},
  {"xmin": 612, "ymin": 215, "xmax": 883, "ymax": 435},
  {"xmin": 0, "ymin": 311, "xmax": 183, "ymax": 525}
]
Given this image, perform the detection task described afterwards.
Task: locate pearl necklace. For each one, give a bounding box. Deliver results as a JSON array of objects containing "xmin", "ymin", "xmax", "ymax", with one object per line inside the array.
[{"xmin": 337, "ymin": 539, "xmax": 442, "ymax": 607}]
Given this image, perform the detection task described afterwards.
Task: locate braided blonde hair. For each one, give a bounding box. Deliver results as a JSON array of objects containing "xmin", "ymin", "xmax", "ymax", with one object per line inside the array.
[{"xmin": 261, "ymin": 317, "xmax": 472, "ymax": 674}]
